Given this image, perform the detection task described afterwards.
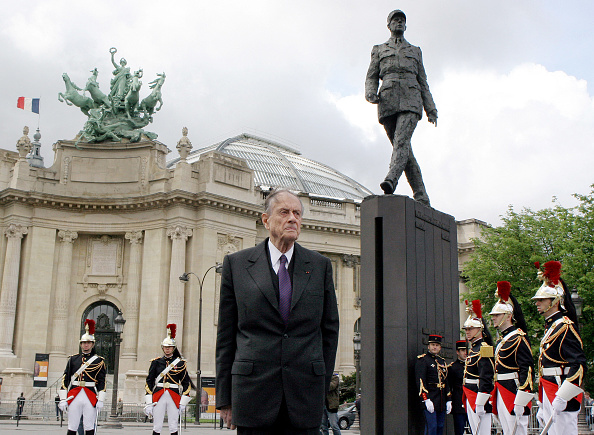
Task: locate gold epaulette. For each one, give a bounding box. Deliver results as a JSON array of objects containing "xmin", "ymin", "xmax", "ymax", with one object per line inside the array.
[
  {"xmin": 150, "ymin": 357, "xmax": 160, "ymax": 361},
  {"xmin": 562, "ymin": 316, "xmax": 573, "ymax": 325},
  {"xmin": 517, "ymin": 329, "xmax": 526, "ymax": 336},
  {"xmin": 68, "ymin": 353, "xmax": 78, "ymax": 358},
  {"xmin": 417, "ymin": 353, "xmax": 426, "ymax": 359},
  {"xmin": 480, "ymin": 343, "xmax": 494, "ymax": 358}
]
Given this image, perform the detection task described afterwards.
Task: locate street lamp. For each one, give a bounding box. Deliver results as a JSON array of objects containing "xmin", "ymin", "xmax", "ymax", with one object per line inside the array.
[
  {"xmin": 571, "ymin": 287, "xmax": 584, "ymax": 318},
  {"xmin": 353, "ymin": 332, "xmax": 361, "ymax": 395},
  {"xmin": 179, "ymin": 263, "xmax": 223, "ymax": 424},
  {"xmin": 108, "ymin": 311, "xmax": 126, "ymax": 428}
]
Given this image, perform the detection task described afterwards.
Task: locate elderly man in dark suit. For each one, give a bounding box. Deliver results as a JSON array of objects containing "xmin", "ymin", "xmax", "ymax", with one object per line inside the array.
[
  {"xmin": 216, "ymin": 188, "xmax": 340, "ymax": 434},
  {"xmin": 365, "ymin": 9, "xmax": 437, "ymax": 205}
]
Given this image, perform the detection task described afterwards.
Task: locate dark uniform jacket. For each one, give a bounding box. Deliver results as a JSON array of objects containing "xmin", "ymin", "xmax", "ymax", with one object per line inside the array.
[
  {"xmin": 145, "ymin": 355, "xmax": 191, "ymax": 405},
  {"xmin": 463, "ymin": 338, "xmax": 494, "ymax": 413},
  {"xmin": 539, "ymin": 312, "xmax": 586, "ymax": 412},
  {"xmin": 447, "ymin": 358, "xmax": 466, "ymax": 414},
  {"xmin": 415, "ymin": 352, "xmax": 451, "ymax": 412},
  {"xmin": 215, "ymin": 239, "xmax": 340, "ymax": 429},
  {"xmin": 365, "ymin": 36, "xmax": 437, "ymax": 124},
  {"xmin": 60, "ymin": 350, "xmax": 106, "ymax": 406},
  {"xmin": 493, "ymin": 325, "xmax": 534, "ymax": 416}
]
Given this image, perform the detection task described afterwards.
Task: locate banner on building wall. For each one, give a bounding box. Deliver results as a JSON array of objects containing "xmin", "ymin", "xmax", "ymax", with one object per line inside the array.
[
  {"xmin": 201, "ymin": 377, "xmax": 216, "ymax": 413},
  {"xmin": 33, "ymin": 353, "xmax": 49, "ymax": 387}
]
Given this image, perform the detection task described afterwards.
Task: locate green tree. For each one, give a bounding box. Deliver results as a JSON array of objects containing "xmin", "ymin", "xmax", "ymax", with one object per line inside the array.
[
  {"xmin": 462, "ymin": 186, "xmax": 594, "ymax": 391},
  {"xmin": 339, "ymin": 372, "xmax": 356, "ymax": 404}
]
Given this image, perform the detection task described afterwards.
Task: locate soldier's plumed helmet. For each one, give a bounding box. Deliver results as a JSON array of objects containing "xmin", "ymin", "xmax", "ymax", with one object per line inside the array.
[
  {"xmin": 387, "ymin": 9, "xmax": 406, "ymax": 23},
  {"xmin": 463, "ymin": 299, "xmax": 484, "ymax": 329},
  {"xmin": 489, "ymin": 281, "xmax": 514, "ymax": 315},
  {"xmin": 161, "ymin": 323, "xmax": 177, "ymax": 347},
  {"xmin": 532, "ymin": 261, "xmax": 564, "ymax": 307},
  {"xmin": 427, "ymin": 334, "xmax": 443, "ymax": 344},
  {"xmin": 80, "ymin": 319, "xmax": 96, "ymax": 342}
]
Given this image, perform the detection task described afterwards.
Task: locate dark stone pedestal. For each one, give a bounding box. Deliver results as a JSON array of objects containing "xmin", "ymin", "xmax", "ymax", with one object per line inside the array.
[{"xmin": 360, "ymin": 195, "xmax": 459, "ymax": 435}]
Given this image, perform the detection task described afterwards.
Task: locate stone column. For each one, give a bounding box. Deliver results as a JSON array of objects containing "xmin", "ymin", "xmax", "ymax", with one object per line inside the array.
[
  {"xmin": 122, "ymin": 231, "xmax": 143, "ymax": 359},
  {"xmin": 340, "ymin": 254, "xmax": 360, "ymax": 373},
  {"xmin": 0, "ymin": 224, "xmax": 28, "ymax": 356},
  {"xmin": 166, "ymin": 226, "xmax": 192, "ymax": 350},
  {"xmin": 50, "ymin": 230, "xmax": 78, "ymax": 356}
]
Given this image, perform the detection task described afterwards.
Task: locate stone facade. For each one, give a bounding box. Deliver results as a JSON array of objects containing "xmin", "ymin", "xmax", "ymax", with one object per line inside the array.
[{"xmin": 0, "ymin": 132, "xmax": 363, "ymax": 404}]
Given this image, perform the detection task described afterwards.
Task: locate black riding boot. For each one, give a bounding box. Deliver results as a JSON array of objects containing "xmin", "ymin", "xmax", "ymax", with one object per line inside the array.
[
  {"xmin": 67, "ymin": 431, "xmax": 76, "ymax": 435},
  {"xmin": 152, "ymin": 432, "xmax": 160, "ymax": 435},
  {"xmin": 85, "ymin": 430, "xmax": 95, "ymax": 435}
]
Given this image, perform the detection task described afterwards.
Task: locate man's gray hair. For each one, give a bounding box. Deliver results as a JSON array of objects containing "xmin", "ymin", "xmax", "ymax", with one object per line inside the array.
[{"xmin": 264, "ymin": 188, "xmax": 303, "ymax": 215}]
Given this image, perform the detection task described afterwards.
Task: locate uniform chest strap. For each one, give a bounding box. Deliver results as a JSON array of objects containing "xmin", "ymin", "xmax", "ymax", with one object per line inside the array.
[
  {"xmin": 154, "ymin": 357, "xmax": 181, "ymax": 389},
  {"xmin": 71, "ymin": 355, "xmax": 99, "ymax": 385}
]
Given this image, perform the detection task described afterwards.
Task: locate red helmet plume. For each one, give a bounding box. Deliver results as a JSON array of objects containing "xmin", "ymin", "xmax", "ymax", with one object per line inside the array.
[
  {"xmin": 543, "ymin": 261, "xmax": 562, "ymax": 287},
  {"xmin": 167, "ymin": 323, "xmax": 176, "ymax": 339},
  {"xmin": 472, "ymin": 300, "xmax": 482, "ymax": 319},
  {"xmin": 85, "ymin": 319, "xmax": 96, "ymax": 335},
  {"xmin": 496, "ymin": 281, "xmax": 511, "ymax": 302}
]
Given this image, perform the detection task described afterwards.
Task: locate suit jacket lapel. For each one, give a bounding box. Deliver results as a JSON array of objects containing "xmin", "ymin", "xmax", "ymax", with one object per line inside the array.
[
  {"xmin": 246, "ymin": 241, "xmax": 279, "ymax": 312},
  {"xmin": 291, "ymin": 243, "xmax": 313, "ymax": 310}
]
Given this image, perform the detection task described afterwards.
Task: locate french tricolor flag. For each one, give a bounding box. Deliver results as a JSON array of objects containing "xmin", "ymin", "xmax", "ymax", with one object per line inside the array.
[{"xmin": 17, "ymin": 97, "xmax": 40, "ymax": 114}]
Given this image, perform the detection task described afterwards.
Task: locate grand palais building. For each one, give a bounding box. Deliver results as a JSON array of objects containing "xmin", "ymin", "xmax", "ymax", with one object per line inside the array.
[{"xmin": 0, "ymin": 129, "xmax": 485, "ymax": 405}]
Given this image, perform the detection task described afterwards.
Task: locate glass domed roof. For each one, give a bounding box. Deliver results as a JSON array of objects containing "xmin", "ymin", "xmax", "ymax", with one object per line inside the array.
[{"xmin": 168, "ymin": 133, "xmax": 372, "ymax": 201}]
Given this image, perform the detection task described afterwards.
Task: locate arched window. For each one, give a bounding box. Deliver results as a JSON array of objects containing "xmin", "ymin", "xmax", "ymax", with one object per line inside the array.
[{"xmin": 81, "ymin": 302, "xmax": 120, "ymax": 374}]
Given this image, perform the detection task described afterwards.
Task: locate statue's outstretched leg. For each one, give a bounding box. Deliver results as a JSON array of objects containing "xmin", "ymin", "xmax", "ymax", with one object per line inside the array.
[{"xmin": 381, "ymin": 112, "xmax": 419, "ymax": 194}]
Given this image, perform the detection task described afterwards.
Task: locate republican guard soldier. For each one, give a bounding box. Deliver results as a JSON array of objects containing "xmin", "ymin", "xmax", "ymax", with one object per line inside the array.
[
  {"xmin": 462, "ymin": 300, "xmax": 494, "ymax": 435},
  {"xmin": 415, "ymin": 334, "xmax": 451, "ymax": 435},
  {"xmin": 145, "ymin": 324, "xmax": 191, "ymax": 435},
  {"xmin": 447, "ymin": 340, "xmax": 468, "ymax": 435},
  {"xmin": 58, "ymin": 319, "xmax": 107, "ymax": 435},
  {"xmin": 488, "ymin": 281, "xmax": 534, "ymax": 435},
  {"xmin": 532, "ymin": 261, "xmax": 586, "ymax": 435}
]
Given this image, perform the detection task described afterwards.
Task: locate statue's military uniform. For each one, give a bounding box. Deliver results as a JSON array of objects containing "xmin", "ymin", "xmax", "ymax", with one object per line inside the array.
[
  {"xmin": 364, "ymin": 9, "xmax": 437, "ymax": 203},
  {"xmin": 416, "ymin": 352, "xmax": 450, "ymax": 413}
]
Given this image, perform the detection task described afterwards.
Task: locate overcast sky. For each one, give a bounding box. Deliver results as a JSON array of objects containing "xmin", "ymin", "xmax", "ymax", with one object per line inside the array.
[{"xmin": 1, "ymin": 0, "xmax": 593, "ymax": 225}]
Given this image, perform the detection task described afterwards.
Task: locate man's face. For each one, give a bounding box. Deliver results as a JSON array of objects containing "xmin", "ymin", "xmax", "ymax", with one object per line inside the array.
[
  {"xmin": 80, "ymin": 341, "xmax": 94, "ymax": 353},
  {"xmin": 456, "ymin": 348, "xmax": 467, "ymax": 361},
  {"xmin": 464, "ymin": 327, "xmax": 481, "ymax": 341},
  {"xmin": 535, "ymin": 298, "xmax": 554, "ymax": 315},
  {"xmin": 491, "ymin": 313, "xmax": 505, "ymax": 328},
  {"xmin": 163, "ymin": 346, "xmax": 175, "ymax": 357},
  {"xmin": 388, "ymin": 16, "xmax": 406, "ymax": 35},
  {"xmin": 428, "ymin": 342, "xmax": 441, "ymax": 355},
  {"xmin": 262, "ymin": 192, "xmax": 302, "ymax": 250}
]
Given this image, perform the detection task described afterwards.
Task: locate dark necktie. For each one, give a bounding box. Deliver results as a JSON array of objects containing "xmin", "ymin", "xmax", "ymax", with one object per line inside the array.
[{"xmin": 278, "ymin": 255, "xmax": 292, "ymax": 325}]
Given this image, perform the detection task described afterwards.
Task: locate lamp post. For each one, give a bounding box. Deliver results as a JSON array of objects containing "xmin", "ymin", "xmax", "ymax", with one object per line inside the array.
[
  {"xmin": 180, "ymin": 263, "xmax": 223, "ymax": 424},
  {"xmin": 353, "ymin": 332, "xmax": 361, "ymax": 395},
  {"xmin": 108, "ymin": 311, "xmax": 126, "ymax": 428}
]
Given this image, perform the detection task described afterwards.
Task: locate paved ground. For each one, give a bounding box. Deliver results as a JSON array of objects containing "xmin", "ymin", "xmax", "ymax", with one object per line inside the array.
[{"xmin": 0, "ymin": 421, "xmax": 361, "ymax": 434}]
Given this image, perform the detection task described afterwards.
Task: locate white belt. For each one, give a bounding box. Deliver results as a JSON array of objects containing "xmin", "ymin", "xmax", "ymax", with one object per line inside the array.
[
  {"xmin": 156, "ymin": 382, "xmax": 179, "ymax": 389},
  {"xmin": 464, "ymin": 379, "xmax": 479, "ymax": 385},
  {"xmin": 542, "ymin": 367, "xmax": 570, "ymax": 376},
  {"xmin": 72, "ymin": 381, "xmax": 95, "ymax": 387},
  {"xmin": 496, "ymin": 372, "xmax": 518, "ymax": 381}
]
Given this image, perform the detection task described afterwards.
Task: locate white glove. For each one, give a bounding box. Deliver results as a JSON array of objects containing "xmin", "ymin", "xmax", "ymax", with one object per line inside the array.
[
  {"xmin": 144, "ymin": 404, "xmax": 154, "ymax": 417},
  {"xmin": 95, "ymin": 400, "xmax": 103, "ymax": 410},
  {"xmin": 446, "ymin": 401, "xmax": 452, "ymax": 414},
  {"xmin": 536, "ymin": 401, "xmax": 545, "ymax": 426},
  {"xmin": 58, "ymin": 400, "xmax": 69, "ymax": 412},
  {"xmin": 513, "ymin": 404, "xmax": 524, "ymax": 418},
  {"xmin": 424, "ymin": 399, "xmax": 434, "ymax": 413},
  {"xmin": 179, "ymin": 404, "xmax": 186, "ymax": 414},
  {"xmin": 552, "ymin": 396, "xmax": 567, "ymax": 413},
  {"xmin": 475, "ymin": 404, "xmax": 486, "ymax": 417}
]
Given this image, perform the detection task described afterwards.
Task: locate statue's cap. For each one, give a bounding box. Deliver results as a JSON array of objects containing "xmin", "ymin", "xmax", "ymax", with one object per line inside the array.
[{"xmin": 387, "ymin": 10, "xmax": 406, "ymax": 23}]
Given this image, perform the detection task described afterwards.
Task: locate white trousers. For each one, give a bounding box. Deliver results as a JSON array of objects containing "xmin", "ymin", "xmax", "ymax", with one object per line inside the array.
[
  {"xmin": 153, "ymin": 390, "xmax": 180, "ymax": 434},
  {"xmin": 496, "ymin": 392, "xmax": 528, "ymax": 435},
  {"xmin": 68, "ymin": 390, "xmax": 96, "ymax": 431},
  {"xmin": 539, "ymin": 391, "xmax": 579, "ymax": 435},
  {"xmin": 466, "ymin": 399, "xmax": 492, "ymax": 435}
]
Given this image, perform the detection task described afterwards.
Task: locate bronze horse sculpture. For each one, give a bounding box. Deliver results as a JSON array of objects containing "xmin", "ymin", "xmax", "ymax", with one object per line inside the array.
[
  {"xmin": 58, "ymin": 73, "xmax": 96, "ymax": 116},
  {"xmin": 139, "ymin": 72, "xmax": 166, "ymax": 120}
]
